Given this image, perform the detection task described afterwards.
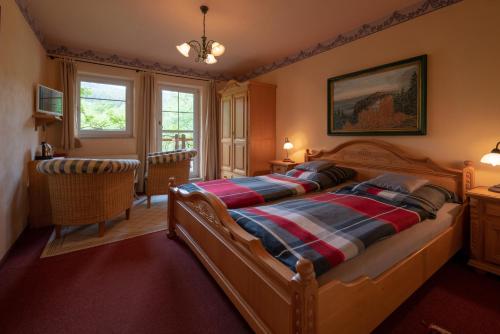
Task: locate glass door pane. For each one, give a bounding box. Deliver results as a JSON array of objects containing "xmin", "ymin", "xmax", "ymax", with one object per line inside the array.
[{"xmin": 158, "ymin": 86, "xmax": 200, "ymax": 178}]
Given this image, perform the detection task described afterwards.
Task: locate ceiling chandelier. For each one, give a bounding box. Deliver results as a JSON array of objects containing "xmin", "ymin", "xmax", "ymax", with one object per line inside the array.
[{"xmin": 176, "ymin": 5, "xmax": 225, "ymax": 64}]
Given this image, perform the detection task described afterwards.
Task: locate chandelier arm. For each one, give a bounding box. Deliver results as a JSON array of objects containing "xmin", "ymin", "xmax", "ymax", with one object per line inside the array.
[
  {"xmin": 188, "ymin": 40, "xmax": 202, "ymax": 54},
  {"xmin": 205, "ymin": 40, "xmax": 215, "ymax": 54}
]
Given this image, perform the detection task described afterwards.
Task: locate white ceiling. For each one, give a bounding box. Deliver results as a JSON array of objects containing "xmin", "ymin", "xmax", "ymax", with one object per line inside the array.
[{"xmin": 28, "ymin": 0, "xmax": 419, "ymax": 77}]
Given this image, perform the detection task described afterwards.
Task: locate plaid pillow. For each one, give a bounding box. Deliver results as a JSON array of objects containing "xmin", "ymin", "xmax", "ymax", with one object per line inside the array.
[
  {"xmin": 286, "ymin": 166, "xmax": 356, "ymax": 189},
  {"xmin": 365, "ymin": 173, "xmax": 429, "ymax": 194},
  {"xmin": 351, "ymin": 183, "xmax": 459, "ymax": 218},
  {"xmin": 295, "ymin": 160, "xmax": 335, "ymax": 172}
]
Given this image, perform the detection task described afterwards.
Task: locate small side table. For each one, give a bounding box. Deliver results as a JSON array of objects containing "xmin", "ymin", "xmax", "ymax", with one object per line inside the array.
[
  {"xmin": 269, "ymin": 160, "xmax": 299, "ymax": 175},
  {"xmin": 467, "ymin": 186, "xmax": 500, "ymax": 276},
  {"xmin": 28, "ymin": 160, "xmax": 52, "ymax": 227}
]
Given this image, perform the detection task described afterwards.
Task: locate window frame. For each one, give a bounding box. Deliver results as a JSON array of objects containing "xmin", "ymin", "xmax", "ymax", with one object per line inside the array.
[
  {"xmin": 76, "ymin": 74, "xmax": 134, "ymax": 138},
  {"xmin": 157, "ymin": 84, "xmax": 201, "ymax": 179}
]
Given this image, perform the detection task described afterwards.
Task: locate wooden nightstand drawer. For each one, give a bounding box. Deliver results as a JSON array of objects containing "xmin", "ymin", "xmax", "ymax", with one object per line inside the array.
[
  {"xmin": 485, "ymin": 219, "xmax": 500, "ymax": 265},
  {"xmin": 485, "ymin": 202, "xmax": 500, "ymax": 217},
  {"xmin": 269, "ymin": 160, "xmax": 298, "ymax": 175},
  {"xmin": 272, "ymin": 165, "xmax": 287, "ymax": 174}
]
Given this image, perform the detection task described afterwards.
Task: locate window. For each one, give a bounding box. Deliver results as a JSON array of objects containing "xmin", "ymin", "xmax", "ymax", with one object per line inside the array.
[
  {"xmin": 158, "ymin": 85, "xmax": 200, "ymax": 178},
  {"xmin": 77, "ymin": 75, "xmax": 133, "ymax": 138}
]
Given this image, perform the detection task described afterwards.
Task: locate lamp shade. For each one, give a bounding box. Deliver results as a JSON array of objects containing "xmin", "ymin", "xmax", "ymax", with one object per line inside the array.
[
  {"xmin": 211, "ymin": 42, "xmax": 225, "ymax": 56},
  {"xmin": 481, "ymin": 152, "xmax": 500, "ymax": 166},
  {"xmin": 205, "ymin": 54, "xmax": 217, "ymax": 64},
  {"xmin": 283, "ymin": 137, "xmax": 293, "ymax": 150},
  {"xmin": 481, "ymin": 141, "xmax": 500, "ymax": 166},
  {"xmin": 176, "ymin": 43, "xmax": 191, "ymax": 57}
]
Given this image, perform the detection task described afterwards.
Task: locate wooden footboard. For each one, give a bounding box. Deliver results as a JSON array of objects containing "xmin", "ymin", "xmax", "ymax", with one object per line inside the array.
[
  {"xmin": 167, "ymin": 182, "xmax": 318, "ymax": 334},
  {"xmin": 315, "ymin": 204, "xmax": 466, "ymax": 334}
]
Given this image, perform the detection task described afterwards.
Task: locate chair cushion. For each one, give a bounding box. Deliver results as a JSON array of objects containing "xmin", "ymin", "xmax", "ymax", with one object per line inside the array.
[
  {"xmin": 36, "ymin": 158, "xmax": 140, "ymax": 175},
  {"xmin": 147, "ymin": 150, "xmax": 197, "ymax": 165}
]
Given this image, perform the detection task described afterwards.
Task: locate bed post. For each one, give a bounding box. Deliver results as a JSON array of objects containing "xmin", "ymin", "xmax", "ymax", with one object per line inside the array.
[
  {"xmin": 291, "ymin": 258, "xmax": 318, "ymax": 334},
  {"xmin": 167, "ymin": 177, "xmax": 177, "ymax": 239},
  {"xmin": 462, "ymin": 160, "xmax": 475, "ymax": 198},
  {"xmin": 305, "ymin": 149, "xmax": 312, "ymax": 162}
]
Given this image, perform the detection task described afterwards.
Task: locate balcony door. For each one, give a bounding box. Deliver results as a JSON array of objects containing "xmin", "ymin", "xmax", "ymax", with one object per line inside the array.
[{"xmin": 158, "ymin": 85, "xmax": 200, "ymax": 178}]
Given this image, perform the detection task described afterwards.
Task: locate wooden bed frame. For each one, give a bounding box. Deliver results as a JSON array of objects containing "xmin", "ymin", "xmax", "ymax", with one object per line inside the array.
[{"xmin": 167, "ymin": 140, "xmax": 475, "ymax": 334}]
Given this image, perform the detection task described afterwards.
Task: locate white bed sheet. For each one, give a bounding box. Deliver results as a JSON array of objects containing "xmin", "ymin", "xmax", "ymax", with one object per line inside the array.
[{"xmin": 318, "ymin": 203, "xmax": 461, "ymax": 285}]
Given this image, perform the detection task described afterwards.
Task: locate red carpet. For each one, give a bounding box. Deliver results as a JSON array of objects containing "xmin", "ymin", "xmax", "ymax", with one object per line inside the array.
[{"xmin": 1, "ymin": 228, "xmax": 499, "ymax": 334}]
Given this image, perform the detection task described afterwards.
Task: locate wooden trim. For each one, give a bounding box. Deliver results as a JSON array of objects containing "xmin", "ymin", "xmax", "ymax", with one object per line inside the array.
[{"xmin": 168, "ymin": 139, "xmax": 475, "ymax": 334}]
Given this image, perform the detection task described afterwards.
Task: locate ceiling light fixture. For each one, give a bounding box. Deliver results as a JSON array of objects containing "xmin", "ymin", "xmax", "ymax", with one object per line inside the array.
[{"xmin": 176, "ymin": 5, "xmax": 225, "ymax": 65}]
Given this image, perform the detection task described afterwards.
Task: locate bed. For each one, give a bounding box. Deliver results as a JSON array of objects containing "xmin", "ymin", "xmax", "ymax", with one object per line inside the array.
[{"xmin": 166, "ymin": 140, "xmax": 475, "ymax": 334}]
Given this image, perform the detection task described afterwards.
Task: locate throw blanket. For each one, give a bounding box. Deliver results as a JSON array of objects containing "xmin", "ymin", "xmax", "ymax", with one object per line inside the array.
[
  {"xmin": 179, "ymin": 174, "xmax": 320, "ymax": 209},
  {"xmin": 229, "ymin": 186, "xmax": 438, "ymax": 277}
]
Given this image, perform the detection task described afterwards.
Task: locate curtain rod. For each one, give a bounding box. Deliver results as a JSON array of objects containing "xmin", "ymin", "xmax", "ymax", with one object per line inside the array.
[{"xmin": 47, "ymin": 54, "xmax": 218, "ymax": 82}]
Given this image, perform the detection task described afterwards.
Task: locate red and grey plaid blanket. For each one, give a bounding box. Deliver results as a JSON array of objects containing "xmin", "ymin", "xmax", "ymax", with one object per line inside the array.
[
  {"xmin": 229, "ymin": 185, "xmax": 449, "ymax": 277},
  {"xmin": 179, "ymin": 174, "xmax": 320, "ymax": 209}
]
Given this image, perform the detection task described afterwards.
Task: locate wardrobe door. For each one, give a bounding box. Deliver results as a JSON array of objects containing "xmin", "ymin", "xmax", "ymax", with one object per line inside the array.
[
  {"xmin": 220, "ymin": 95, "xmax": 233, "ymax": 173},
  {"xmin": 232, "ymin": 92, "xmax": 247, "ymax": 175}
]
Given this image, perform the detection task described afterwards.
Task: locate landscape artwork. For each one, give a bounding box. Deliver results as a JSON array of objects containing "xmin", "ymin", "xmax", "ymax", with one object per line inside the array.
[{"xmin": 328, "ymin": 55, "xmax": 427, "ymax": 135}]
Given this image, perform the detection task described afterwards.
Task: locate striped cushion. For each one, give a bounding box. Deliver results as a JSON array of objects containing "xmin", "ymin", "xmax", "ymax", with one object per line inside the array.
[
  {"xmin": 36, "ymin": 158, "xmax": 140, "ymax": 175},
  {"xmin": 147, "ymin": 150, "xmax": 197, "ymax": 165}
]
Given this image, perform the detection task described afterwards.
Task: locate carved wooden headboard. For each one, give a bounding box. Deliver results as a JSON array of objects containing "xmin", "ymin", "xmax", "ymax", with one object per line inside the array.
[{"xmin": 305, "ymin": 140, "xmax": 475, "ymax": 200}]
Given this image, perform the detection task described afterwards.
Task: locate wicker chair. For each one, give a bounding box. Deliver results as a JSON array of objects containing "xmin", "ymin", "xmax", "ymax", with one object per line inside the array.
[
  {"xmin": 145, "ymin": 150, "xmax": 197, "ymax": 208},
  {"xmin": 37, "ymin": 158, "xmax": 140, "ymax": 238}
]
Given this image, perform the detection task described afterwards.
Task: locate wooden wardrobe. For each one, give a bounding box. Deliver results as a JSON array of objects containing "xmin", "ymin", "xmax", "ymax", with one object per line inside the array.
[{"xmin": 219, "ymin": 80, "xmax": 276, "ymax": 178}]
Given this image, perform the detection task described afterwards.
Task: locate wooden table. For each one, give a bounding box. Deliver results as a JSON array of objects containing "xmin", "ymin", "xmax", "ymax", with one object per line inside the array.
[
  {"xmin": 28, "ymin": 160, "xmax": 52, "ymax": 227},
  {"xmin": 269, "ymin": 160, "xmax": 299, "ymax": 175}
]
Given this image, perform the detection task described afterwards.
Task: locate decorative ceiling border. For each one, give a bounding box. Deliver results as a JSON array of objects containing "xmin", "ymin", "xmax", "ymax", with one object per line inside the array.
[
  {"xmin": 45, "ymin": 46, "xmax": 232, "ymax": 81},
  {"xmin": 236, "ymin": 0, "xmax": 463, "ymax": 81},
  {"xmin": 16, "ymin": 0, "xmax": 462, "ymax": 82}
]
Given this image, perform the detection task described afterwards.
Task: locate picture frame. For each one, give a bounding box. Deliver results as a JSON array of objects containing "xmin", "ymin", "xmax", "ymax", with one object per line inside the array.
[{"xmin": 327, "ymin": 55, "xmax": 427, "ymax": 136}]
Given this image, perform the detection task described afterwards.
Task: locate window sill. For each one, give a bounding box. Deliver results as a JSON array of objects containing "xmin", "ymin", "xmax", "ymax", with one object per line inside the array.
[{"xmin": 78, "ymin": 134, "xmax": 134, "ymax": 140}]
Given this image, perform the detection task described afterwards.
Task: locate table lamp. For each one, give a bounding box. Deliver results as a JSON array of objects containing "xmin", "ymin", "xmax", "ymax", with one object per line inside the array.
[
  {"xmin": 283, "ymin": 137, "xmax": 294, "ymax": 163},
  {"xmin": 480, "ymin": 141, "xmax": 500, "ymax": 192}
]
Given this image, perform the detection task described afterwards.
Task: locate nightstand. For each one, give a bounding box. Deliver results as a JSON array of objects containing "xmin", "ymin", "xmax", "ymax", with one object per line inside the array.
[
  {"xmin": 467, "ymin": 186, "xmax": 500, "ymax": 276},
  {"xmin": 269, "ymin": 160, "xmax": 299, "ymax": 175}
]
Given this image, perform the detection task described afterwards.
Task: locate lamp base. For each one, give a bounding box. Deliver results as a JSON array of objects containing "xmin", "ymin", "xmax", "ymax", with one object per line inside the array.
[
  {"xmin": 488, "ymin": 184, "xmax": 500, "ymax": 193},
  {"xmin": 283, "ymin": 158, "xmax": 295, "ymax": 163}
]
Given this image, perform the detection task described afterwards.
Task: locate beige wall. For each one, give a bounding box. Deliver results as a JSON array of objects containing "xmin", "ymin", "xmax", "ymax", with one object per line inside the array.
[
  {"xmin": 256, "ymin": 0, "xmax": 500, "ymax": 187},
  {"xmin": 0, "ymin": 0, "xmax": 53, "ymax": 259}
]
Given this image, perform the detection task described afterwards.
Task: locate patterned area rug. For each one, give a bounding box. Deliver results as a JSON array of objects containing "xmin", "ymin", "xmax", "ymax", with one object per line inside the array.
[{"xmin": 41, "ymin": 196, "xmax": 168, "ymax": 257}]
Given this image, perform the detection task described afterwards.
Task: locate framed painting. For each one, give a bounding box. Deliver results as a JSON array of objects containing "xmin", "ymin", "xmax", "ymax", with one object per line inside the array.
[{"xmin": 327, "ymin": 55, "xmax": 427, "ymax": 136}]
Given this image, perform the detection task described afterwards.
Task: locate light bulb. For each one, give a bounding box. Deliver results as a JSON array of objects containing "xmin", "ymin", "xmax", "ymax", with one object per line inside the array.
[
  {"xmin": 211, "ymin": 42, "xmax": 225, "ymax": 57},
  {"xmin": 176, "ymin": 43, "xmax": 191, "ymax": 57},
  {"xmin": 205, "ymin": 54, "xmax": 217, "ymax": 64}
]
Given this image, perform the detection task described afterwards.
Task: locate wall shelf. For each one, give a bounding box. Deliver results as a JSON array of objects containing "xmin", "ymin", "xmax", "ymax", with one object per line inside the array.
[{"xmin": 33, "ymin": 112, "xmax": 62, "ymax": 131}]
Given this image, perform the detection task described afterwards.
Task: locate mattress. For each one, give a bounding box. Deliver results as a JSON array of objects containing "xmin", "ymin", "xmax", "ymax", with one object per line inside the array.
[{"xmin": 317, "ymin": 202, "xmax": 461, "ymax": 285}]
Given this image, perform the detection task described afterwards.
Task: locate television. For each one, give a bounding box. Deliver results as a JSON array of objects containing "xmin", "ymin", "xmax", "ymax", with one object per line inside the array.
[{"xmin": 36, "ymin": 84, "xmax": 63, "ymax": 116}]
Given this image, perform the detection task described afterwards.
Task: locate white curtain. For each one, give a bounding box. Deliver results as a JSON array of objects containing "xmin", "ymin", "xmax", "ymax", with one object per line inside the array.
[
  {"xmin": 60, "ymin": 60, "xmax": 81, "ymax": 150},
  {"xmin": 203, "ymin": 80, "xmax": 220, "ymax": 180},
  {"xmin": 137, "ymin": 72, "xmax": 157, "ymax": 192}
]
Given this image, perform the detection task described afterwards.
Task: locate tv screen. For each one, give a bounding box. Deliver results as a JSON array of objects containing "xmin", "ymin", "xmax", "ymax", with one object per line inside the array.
[{"xmin": 37, "ymin": 84, "xmax": 63, "ymax": 116}]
